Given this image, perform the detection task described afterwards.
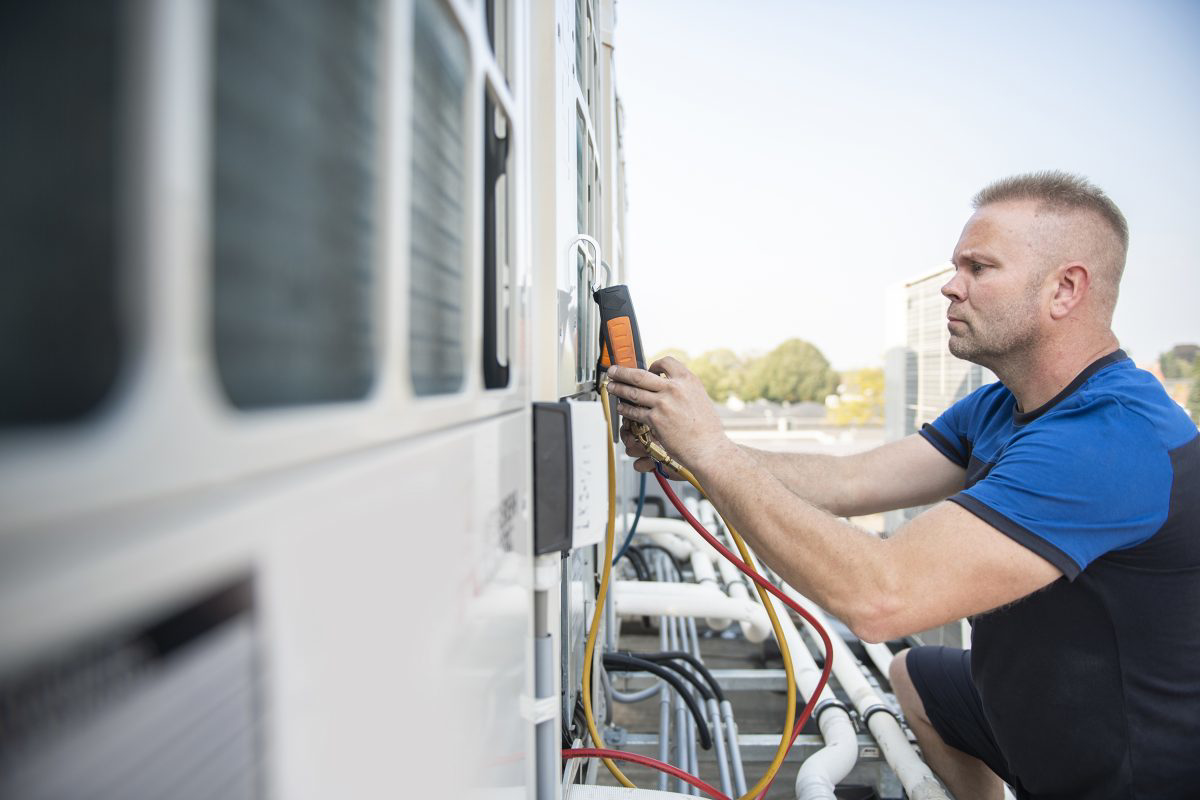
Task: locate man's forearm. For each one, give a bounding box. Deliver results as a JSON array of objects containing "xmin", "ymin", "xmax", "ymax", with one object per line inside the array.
[
  {"xmin": 736, "ymin": 444, "xmax": 855, "ymax": 516},
  {"xmin": 692, "ymin": 441, "xmax": 892, "ymax": 636}
]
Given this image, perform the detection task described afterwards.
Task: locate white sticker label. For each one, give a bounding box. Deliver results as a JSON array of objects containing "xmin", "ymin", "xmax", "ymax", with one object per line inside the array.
[{"xmin": 569, "ymin": 401, "xmax": 609, "ymax": 550}]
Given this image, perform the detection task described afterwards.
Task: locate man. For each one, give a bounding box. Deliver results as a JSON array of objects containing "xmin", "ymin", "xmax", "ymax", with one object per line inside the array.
[{"xmin": 605, "ymin": 172, "xmax": 1200, "ymax": 799}]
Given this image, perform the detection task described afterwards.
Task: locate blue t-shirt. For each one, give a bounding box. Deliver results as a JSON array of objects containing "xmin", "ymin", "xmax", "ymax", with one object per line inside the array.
[{"xmin": 919, "ymin": 349, "xmax": 1200, "ymax": 797}]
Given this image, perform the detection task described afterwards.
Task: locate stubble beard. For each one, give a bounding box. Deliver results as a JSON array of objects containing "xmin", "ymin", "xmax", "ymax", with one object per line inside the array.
[{"xmin": 947, "ymin": 287, "xmax": 1044, "ymax": 371}]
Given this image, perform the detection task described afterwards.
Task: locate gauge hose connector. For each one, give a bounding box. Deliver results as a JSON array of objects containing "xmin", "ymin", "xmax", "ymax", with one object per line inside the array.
[{"xmin": 630, "ymin": 420, "xmax": 683, "ymax": 474}]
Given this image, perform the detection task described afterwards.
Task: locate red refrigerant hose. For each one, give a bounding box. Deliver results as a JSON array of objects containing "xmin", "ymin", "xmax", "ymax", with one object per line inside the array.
[{"xmin": 655, "ymin": 471, "xmax": 836, "ymax": 799}]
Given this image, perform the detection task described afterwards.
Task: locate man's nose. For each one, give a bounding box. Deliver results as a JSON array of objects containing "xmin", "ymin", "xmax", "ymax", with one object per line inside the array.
[{"xmin": 941, "ymin": 269, "xmax": 966, "ymax": 302}]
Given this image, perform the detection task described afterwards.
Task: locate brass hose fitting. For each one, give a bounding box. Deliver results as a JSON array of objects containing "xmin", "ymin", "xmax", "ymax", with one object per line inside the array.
[{"xmin": 630, "ymin": 420, "xmax": 683, "ymax": 474}]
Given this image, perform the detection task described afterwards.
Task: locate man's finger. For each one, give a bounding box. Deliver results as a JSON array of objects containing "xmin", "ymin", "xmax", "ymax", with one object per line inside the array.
[
  {"xmin": 616, "ymin": 401, "xmax": 650, "ymax": 424},
  {"xmin": 610, "ymin": 382, "xmax": 654, "ymax": 408},
  {"xmin": 608, "ymin": 364, "xmax": 670, "ymax": 392},
  {"xmin": 647, "ymin": 356, "xmax": 686, "ymax": 379}
]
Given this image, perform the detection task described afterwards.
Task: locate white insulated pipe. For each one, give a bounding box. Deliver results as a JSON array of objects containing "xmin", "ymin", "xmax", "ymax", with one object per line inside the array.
[
  {"xmin": 688, "ymin": 548, "xmax": 720, "ymax": 589},
  {"xmin": 611, "ymin": 581, "xmax": 773, "ymax": 642},
  {"xmin": 635, "ymin": 529, "xmax": 692, "ymax": 561},
  {"xmin": 619, "ymin": 504, "xmax": 862, "ymax": 796},
  {"xmin": 627, "ymin": 508, "xmax": 751, "ymax": 635},
  {"xmin": 794, "ymin": 707, "xmax": 859, "ymax": 800},
  {"xmin": 620, "ymin": 512, "xmax": 724, "ymax": 562},
  {"xmin": 863, "ymin": 641, "xmax": 895, "ymax": 678},
  {"xmin": 751, "ymin": 584, "xmax": 858, "ymax": 800},
  {"xmin": 782, "ymin": 586, "xmax": 951, "ymax": 800},
  {"xmin": 689, "ymin": 549, "xmax": 733, "ymax": 631},
  {"xmin": 689, "ymin": 503, "xmax": 860, "ymax": 797},
  {"xmin": 711, "ymin": 543, "xmax": 770, "ymax": 643}
]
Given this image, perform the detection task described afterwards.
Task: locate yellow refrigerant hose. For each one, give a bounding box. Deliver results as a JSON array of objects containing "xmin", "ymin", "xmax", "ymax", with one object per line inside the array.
[{"xmin": 579, "ymin": 380, "xmax": 798, "ymax": 798}]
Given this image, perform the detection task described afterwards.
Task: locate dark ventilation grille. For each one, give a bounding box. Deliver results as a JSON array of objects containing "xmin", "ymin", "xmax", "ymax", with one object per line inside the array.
[
  {"xmin": 409, "ymin": 0, "xmax": 468, "ymax": 396},
  {"xmin": 0, "ymin": 1, "xmax": 122, "ymax": 426},
  {"xmin": 0, "ymin": 577, "xmax": 261, "ymax": 800},
  {"xmin": 212, "ymin": 0, "xmax": 379, "ymax": 409}
]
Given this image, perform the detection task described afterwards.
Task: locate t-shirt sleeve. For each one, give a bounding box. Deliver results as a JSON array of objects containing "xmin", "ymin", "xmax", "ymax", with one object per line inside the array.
[
  {"xmin": 919, "ymin": 395, "xmax": 973, "ymax": 468},
  {"xmin": 949, "ymin": 400, "xmax": 1172, "ymax": 579}
]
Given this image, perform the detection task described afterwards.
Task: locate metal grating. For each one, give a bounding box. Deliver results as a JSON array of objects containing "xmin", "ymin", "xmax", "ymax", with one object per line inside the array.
[
  {"xmin": 0, "ymin": 1, "xmax": 122, "ymax": 426},
  {"xmin": 409, "ymin": 0, "xmax": 469, "ymax": 396},
  {"xmin": 212, "ymin": 0, "xmax": 380, "ymax": 409}
]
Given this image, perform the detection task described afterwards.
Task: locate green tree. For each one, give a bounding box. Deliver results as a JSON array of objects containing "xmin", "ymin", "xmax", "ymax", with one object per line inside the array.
[
  {"xmin": 690, "ymin": 348, "xmax": 744, "ymax": 403},
  {"xmin": 1160, "ymin": 351, "xmax": 1187, "ymax": 379},
  {"xmin": 739, "ymin": 339, "xmax": 838, "ymax": 404},
  {"xmin": 739, "ymin": 355, "xmax": 768, "ymax": 400},
  {"xmin": 829, "ymin": 368, "xmax": 885, "ymax": 425},
  {"xmin": 1160, "ymin": 344, "xmax": 1199, "ymax": 379}
]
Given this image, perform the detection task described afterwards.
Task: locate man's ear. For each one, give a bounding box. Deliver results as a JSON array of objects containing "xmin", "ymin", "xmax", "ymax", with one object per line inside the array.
[{"xmin": 1049, "ymin": 263, "xmax": 1090, "ymax": 320}]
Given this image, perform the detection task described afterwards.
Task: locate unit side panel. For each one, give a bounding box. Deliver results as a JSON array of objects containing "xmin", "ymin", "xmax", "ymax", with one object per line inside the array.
[{"xmin": 0, "ymin": 412, "xmax": 532, "ymax": 799}]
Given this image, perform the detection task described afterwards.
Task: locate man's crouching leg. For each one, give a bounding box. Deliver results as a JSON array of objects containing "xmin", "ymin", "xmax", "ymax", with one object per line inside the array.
[{"xmin": 890, "ymin": 648, "xmax": 1004, "ymax": 800}]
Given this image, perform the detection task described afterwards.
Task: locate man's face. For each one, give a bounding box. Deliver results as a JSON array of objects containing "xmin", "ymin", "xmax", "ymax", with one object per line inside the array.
[{"xmin": 942, "ymin": 201, "xmax": 1050, "ymax": 367}]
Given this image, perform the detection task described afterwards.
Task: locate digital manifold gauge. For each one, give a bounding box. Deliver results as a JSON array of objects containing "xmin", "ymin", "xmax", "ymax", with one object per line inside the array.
[{"xmin": 594, "ymin": 285, "xmax": 647, "ymax": 373}]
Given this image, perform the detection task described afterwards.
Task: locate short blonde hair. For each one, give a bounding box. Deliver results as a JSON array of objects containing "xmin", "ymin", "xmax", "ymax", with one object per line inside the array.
[
  {"xmin": 975, "ymin": 171, "xmax": 1129, "ymax": 321},
  {"xmin": 974, "ymin": 170, "xmax": 1129, "ymax": 259}
]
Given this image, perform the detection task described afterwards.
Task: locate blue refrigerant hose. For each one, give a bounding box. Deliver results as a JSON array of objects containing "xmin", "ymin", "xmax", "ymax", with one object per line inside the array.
[{"xmin": 612, "ymin": 470, "xmax": 647, "ymax": 565}]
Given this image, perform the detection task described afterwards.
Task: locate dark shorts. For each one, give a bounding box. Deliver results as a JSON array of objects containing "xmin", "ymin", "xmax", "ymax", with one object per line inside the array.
[{"xmin": 905, "ymin": 645, "xmax": 1016, "ymax": 787}]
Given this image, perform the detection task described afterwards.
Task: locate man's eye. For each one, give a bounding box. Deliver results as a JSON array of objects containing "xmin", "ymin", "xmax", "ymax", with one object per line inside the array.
[{"xmin": 970, "ymin": 261, "xmax": 986, "ymax": 274}]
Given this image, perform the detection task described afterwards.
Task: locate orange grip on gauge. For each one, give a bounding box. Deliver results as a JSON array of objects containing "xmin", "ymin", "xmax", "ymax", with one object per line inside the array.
[
  {"xmin": 594, "ymin": 285, "xmax": 646, "ymax": 373},
  {"xmin": 605, "ymin": 317, "xmax": 638, "ymax": 369}
]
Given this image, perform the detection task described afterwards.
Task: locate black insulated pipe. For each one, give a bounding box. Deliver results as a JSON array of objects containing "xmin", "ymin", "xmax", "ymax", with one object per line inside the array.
[
  {"xmin": 625, "ymin": 650, "xmax": 726, "ymax": 704},
  {"xmin": 602, "ymin": 653, "xmax": 713, "ymax": 750},
  {"xmin": 630, "ymin": 544, "xmax": 683, "ymax": 580},
  {"xmin": 618, "ymin": 651, "xmax": 714, "ymax": 703},
  {"xmin": 618, "ymin": 546, "xmax": 650, "ymax": 581}
]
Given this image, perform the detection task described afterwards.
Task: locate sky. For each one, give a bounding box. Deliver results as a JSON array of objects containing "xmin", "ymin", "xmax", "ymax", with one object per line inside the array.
[{"xmin": 612, "ymin": 0, "xmax": 1200, "ymax": 370}]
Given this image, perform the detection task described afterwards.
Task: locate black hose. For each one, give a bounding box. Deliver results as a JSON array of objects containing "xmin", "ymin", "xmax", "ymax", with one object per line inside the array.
[
  {"xmin": 562, "ymin": 694, "xmax": 588, "ymax": 749},
  {"xmin": 618, "ymin": 546, "xmax": 650, "ymax": 581},
  {"xmin": 602, "ymin": 653, "xmax": 713, "ymax": 750},
  {"xmin": 626, "ymin": 650, "xmax": 726, "ymax": 703},
  {"xmin": 619, "ymin": 651, "xmax": 714, "ymax": 703},
  {"xmin": 631, "ymin": 544, "xmax": 683, "ymax": 580}
]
